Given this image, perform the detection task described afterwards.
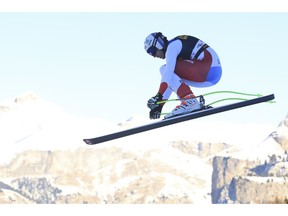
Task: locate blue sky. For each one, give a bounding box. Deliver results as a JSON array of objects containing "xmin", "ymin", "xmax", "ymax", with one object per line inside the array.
[{"xmin": 0, "ymin": 12, "xmax": 287, "ymax": 126}]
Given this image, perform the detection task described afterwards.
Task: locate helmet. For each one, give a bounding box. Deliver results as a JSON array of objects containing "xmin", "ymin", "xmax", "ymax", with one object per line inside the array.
[{"xmin": 144, "ymin": 32, "xmax": 167, "ymax": 56}]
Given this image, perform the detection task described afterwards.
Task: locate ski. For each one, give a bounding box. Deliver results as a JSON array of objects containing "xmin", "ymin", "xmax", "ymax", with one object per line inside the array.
[{"xmin": 83, "ymin": 94, "xmax": 275, "ymax": 145}]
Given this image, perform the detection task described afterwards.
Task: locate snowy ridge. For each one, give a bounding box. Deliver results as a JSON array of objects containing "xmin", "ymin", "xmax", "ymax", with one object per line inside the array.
[
  {"xmin": 0, "ymin": 92, "xmax": 281, "ymax": 163},
  {"xmin": 225, "ymin": 115, "xmax": 288, "ymax": 161},
  {"xmin": 0, "ymin": 92, "xmax": 119, "ymax": 163},
  {"xmin": 117, "ymin": 115, "xmax": 274, "ymax": 149}
]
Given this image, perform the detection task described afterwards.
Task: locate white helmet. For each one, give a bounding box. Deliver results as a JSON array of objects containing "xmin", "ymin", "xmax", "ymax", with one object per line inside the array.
[{"xmin": 144, "ymin": 32, "xmax": 166, "ymax": 56}]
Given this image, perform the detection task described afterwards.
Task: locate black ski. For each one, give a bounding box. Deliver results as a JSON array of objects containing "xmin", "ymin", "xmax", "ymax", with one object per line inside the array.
[{"xmin": 83, "ymin": 94, "xmax": 275, "ymax": 145}]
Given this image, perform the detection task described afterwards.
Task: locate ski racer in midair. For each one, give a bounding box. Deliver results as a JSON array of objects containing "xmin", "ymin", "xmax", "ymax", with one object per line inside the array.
[{"xmin": 144, "ymin": 32, "xmax": 222, "ymax": 119}]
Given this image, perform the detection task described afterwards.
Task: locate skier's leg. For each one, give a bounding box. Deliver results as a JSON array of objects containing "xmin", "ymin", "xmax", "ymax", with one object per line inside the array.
[
  {"xmin": 175, "ymin": 47, "xmax": 222, "ymax": 87},
  {"xmin": 159, "ymin": 64, "xmax": 194, "ymax": 99}
]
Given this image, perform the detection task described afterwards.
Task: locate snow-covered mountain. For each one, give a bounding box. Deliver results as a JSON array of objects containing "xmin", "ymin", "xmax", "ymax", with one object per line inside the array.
[
  {"xmin": 211, "ymin": 113, "xmax": 288, "ymax": 204},
  {"xmin": 0, "ymin": 92, "xmax": 286, "ymax": 204},
  {"xmin": 0, "ymin": 91, "xmax": 275, "ymax": 160},
  {"xmin": 0, "ymin": 92, "xmax": 120, "ymax": 163},
  {"xmin": 0, "ymin": 92, "xmax": 214, "ymax": 203}
]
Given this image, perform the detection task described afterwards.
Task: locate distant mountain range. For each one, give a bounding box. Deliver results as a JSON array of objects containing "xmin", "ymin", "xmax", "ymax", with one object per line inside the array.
[{"xmin": 0, "ymin": 92, "xmax": 287, "ymax": 204}]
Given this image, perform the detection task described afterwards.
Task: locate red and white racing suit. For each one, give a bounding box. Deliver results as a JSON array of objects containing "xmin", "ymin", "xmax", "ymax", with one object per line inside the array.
[{"xmin": 158, "ymin": 35, "xmax": 222, "ymax": 100}]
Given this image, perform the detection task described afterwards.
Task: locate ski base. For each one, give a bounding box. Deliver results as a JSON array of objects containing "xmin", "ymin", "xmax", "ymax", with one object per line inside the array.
[{"xmin": 83, "ymin": 94, "xmax": 275, "ymax": 145}]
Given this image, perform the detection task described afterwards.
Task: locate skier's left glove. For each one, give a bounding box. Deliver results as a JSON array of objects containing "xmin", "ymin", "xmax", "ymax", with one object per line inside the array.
[
  {"xmin": 147, "ymin": 93, "xmax": 163, "ymax": 110},
  {"xmin": 147, "ymin": 93, "xmax": 164, "ymax": 119},
  {"xmin": 149, "ymin": 106, "xmax": 163, "ymax": 119}
]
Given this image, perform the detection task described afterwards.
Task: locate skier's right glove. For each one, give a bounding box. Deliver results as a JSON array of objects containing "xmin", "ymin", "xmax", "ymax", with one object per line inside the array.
[{"xmin": 147, "ymin": 93, "xmax": 163, "ymax": 110}]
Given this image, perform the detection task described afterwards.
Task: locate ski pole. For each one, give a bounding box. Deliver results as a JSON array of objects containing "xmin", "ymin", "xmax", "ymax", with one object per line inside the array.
[{"xmin": 156, "ymin": 90, "xmax": 264, "ymax": 105}]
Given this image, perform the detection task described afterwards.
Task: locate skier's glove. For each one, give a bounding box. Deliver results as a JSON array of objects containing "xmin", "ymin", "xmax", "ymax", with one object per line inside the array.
[
  {"xmin": 147, "ymin": 93, "xmax": 163, "ymax": 110},
  {"xmin": 149, "ymin": 106, "xmax": 163, "ymax": 119}
]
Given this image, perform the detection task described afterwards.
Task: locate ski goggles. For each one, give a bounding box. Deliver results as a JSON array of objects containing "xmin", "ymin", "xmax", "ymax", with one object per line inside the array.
[
  {"xmin": 147, "ymin": 46, "xmax": 157, "ymax": 56},
  {"xmin": 147, "ymin": 32, "xmax": 162, "ymax": 56}
]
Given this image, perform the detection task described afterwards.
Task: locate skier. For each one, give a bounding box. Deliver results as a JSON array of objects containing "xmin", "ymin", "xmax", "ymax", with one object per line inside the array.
[{"xmin": 144, "ymin": 32, "xmax": 222, "ymax": 119}]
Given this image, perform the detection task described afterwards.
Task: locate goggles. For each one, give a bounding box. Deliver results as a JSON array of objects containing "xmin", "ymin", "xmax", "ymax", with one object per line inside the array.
[
  {"xmin": 147, "ymin": 32, "xmax": 162, "ymax": 56},
  {"xmin": 147, "ymin": 46, "xmax": 157, "ymax": 56}
]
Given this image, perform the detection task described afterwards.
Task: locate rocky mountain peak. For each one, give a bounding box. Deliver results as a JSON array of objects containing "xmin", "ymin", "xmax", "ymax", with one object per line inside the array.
[
  {"xmin": 269, "ymin": 113, "xmax": 288, "ymax": 150},
  {"xmin": 0, "ymin": 92, "xmax": 42, "ymax": 113},
  {"xmin": 14, "ymin": 91, "xmax": 42, "ymax": 104}
]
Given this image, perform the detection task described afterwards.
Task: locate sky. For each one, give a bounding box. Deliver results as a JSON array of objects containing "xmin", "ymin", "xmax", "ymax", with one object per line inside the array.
[
  {"xmin": 0, "ymin": 1, "xmax": 288, "ymax": 212},
  {"xmin": 0, "ymin": 1, "xmax": 288, "ymax": 129}
]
